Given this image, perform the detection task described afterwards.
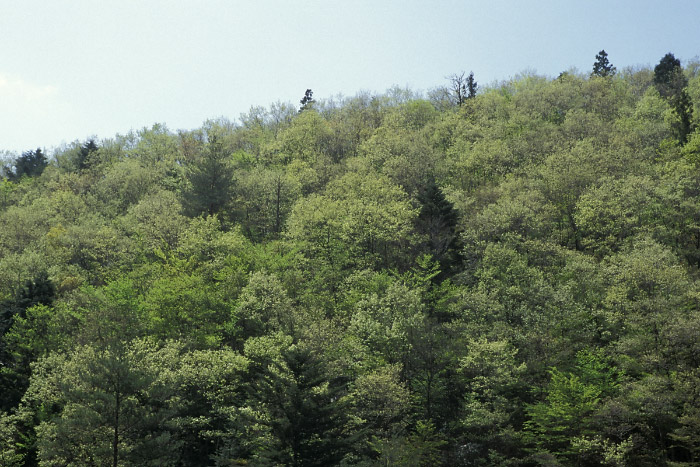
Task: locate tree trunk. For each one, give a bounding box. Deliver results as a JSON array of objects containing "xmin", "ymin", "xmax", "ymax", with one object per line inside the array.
[{"xmin": 113, "ymin": 390, "xmax": 120, "ymax": 467}]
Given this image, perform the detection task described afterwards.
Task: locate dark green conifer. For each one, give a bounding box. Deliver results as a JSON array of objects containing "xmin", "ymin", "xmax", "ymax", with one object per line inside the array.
[
  {"xmin": 0, "ymin": 271, "xmax": 55, "ymax": 337},
  {"xmin": 249, "ymin": 346, "xmax": 349, "ymax": 466},
  {"xmin": 417, "ymin": 178, "xmax": 461, "ymax": 277},
  {"xmin": 299, "ymin": 89, "xmax": 314, "ymax": 112},
  {"xmin": 5, "ymin": 148, "xmax": 48, "ymax": 181},
  {"xmin": 654, "ymin": 53, "xmax": 683, "ymax": 97},
  {"xmin": 182, "ymin": 133, "xmax": 235, "ymax": 217},
  {"xmin": 654, "ymin": 53, "xmax": 694, "ymax": 142},
  {"xmin": 0, "ymin": 272, "xmax": 55, "ymax": 411},
  {"xmin": 466, "ymin": 71, "xmax": 478, "ymax": 98},
  {"xmin": 592, "ymin": 50, "xmax": 616, "ymax": 77},
  {"xmin": 76, "ymin": 139, "xmax": 99, "ymax": 170}
]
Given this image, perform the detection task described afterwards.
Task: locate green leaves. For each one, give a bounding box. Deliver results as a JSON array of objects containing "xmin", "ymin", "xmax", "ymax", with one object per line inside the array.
[
  {"xmin": 525, "ymin": 350, "xmax": 619, "ymax": 463},
  {"xmin": 182, "ymin": 131, "xmax": 236, "ymax": 218},
  {"xmin": 0, "ymin": 62, "xmax": 699, "ymax": 466},
  {"xmin": 22, "ymin": 339, "xmax": 252, "ymax": 466},
  {"xmin": 28, "ymin": 339, "xmax": 186, "ymax": 466},
  {"xmin": 287, "ymin": 171, "xmax": 419, "ymax": 272}
]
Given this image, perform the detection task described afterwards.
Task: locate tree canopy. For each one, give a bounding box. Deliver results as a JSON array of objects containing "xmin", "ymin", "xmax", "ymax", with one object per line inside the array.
[{"xmin": 2, "ymin": 54, "xmax": 700, "ymax": 465}]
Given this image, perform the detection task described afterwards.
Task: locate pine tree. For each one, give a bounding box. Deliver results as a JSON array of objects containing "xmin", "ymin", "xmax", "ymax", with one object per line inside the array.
[
  {"xmin": 299, "ymin": 89, "xmax": 314, "ymax": 112},
  {"xmin": 28, "ymin": 340, "xmax": 186, "ymax": 467},
  {"xmin": 76, "ymin": 139, "xmax": 99, "ymax": 170},
  {"xmin": 248, "ymin": 346, "xmax": 349, "ymax": 466},
  {"xmin": 654, "ymin": 53, "xmax": 694, "ymax": 142},
  {"xmin": 654, "ymin": 53, "xmax": 683, "ymax": 97},
  {"xmin": 6, "ymin": 148, "xmax": 48, "ymax": 181},
  {"xmin": 182, "ymin": 133, "xmax": 235, "ymax": 217},
  {"xmin": 466, "ymin": 71, "xmax": 478, "ymax": 98},
  {"xmin": 416, "ymin": 179, "xmax": 462, "ymax": 277},
  {"xmin": 0, "ymin": 272, "xmax": 56, "ymax": 411},
  {"xmin": 592, "ymin": 50, "xmax": 616, "ymax": 77},
  {"xmin": 0, "ymin": 271, "xmax": 55, "ymax": 337}
]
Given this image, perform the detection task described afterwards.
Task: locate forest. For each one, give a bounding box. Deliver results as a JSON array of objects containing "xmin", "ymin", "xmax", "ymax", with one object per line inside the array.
[{"xmin": 1, "ymin": 51, "xmax": 700, "ymax": 466}]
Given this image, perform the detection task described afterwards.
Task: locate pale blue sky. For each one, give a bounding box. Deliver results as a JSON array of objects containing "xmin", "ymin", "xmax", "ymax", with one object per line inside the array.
[{"xmin": 1, "ymin": 0, "xmax": 699, "ymax": 154}]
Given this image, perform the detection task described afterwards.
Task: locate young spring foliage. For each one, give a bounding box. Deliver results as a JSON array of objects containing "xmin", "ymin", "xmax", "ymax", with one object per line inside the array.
[{"xmin": 1, "ymin": 53, "xmax": 700, "ymax": 465}]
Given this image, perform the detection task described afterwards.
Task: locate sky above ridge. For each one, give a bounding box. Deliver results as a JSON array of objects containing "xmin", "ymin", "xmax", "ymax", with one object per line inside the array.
[{"xmin": 1, "ymin": 0, "xmax": 699, "ymax": 154}]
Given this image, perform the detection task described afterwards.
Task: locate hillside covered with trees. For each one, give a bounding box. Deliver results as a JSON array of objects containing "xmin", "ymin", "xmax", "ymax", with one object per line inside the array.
[{"xmin": 2, "ymin": 52, "xmax": 700, "ymax": 466}]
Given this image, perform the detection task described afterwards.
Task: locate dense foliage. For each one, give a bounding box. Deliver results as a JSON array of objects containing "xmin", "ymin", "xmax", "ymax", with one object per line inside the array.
[{"xmin": 1, "ymin": 54, "xmax": 700, "ymax": 466}]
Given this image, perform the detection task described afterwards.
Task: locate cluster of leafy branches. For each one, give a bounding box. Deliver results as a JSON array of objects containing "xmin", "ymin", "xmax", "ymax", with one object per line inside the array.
[{"xmin": 1, "ymin": 52, "xmax": 700, "ymax": 466}]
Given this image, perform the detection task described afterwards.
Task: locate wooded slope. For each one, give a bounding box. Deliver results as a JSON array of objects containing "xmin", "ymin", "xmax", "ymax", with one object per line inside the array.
[{"xmin": 2, "ymin": 56, "xmax": 700, "ymax": 465}]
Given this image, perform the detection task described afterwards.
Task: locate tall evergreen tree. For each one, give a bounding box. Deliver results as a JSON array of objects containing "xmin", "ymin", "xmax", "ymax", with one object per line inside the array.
[
  {"xmin": 592, "ymin": 49, "xmax": 616, "ymax": 77},
  {"xmin": 466, "ymin": 71, "xmax": 478, "ymax": 98},
  {"xmin": 5, "ymin": 149, "xmax": 48, "ymax": 181},
  {"xmin": 416, "ymin": 179, "xmax": 462, "ymax": 277},
  {"xmin": 0, "ymin": 271, "xmax": 55, "ymax": 338},
  {"xmin": 654, "ymin": 53, "xmax": 684, "ymax": 97},
  {"xmin": 299, "ymin": 89, "xmax": 314, "ymax": 113},
  {"xmin": 0, "ymin": 272, "xmax": 55, "ymax": 411},
  {"xmin": 654, "ymin": 52, "xmax": 694, "ymax": 142},
  {"xmin": 182, "ymin": 133, "xmax": 235, "ymax": 217},
  {"xmin": 247, "ymin": 345, "xmax": 349, "ymax": 466},
  {"xmin": 27, "ymin": 340, "xmax": 186, "ymax": 467},
  {"xmin": 76, "ymin": 139, "xmax": 99, "ymax": 171}
]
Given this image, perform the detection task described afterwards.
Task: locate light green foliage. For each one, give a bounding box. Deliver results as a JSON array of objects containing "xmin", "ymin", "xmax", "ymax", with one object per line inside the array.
[
  {"xmin": 129, "ymin": 124, "xmax": 180, "ymax": 168},
  {"xmin": 525, "ymin": 350, "xmax": 619, "ymax": 464},
  {"xmin": 28, "ymin": 339, "xmax": 186, "ymax": 466},
  {"xmin": 456, "ymin": 338, "xmax": 526, "ymax": 464},
  {"xmin": 0, "ymin": 204, "xmax": 45, "ymax": 253},
  {"xmin": 0, "ymin": 303, "xmax": 77, "ymax": 409},
  {"xmin": 272, "ymin": 109, "xmax": 333, "ymax": 166},
  {"xmin": 17, "ymin": 342, "xmax": 245, "ymax": 466},
  {"xmin": 337, "ymin": 269, "xmax": 394, "ymax": 320},
  {"xmin": 535, "ymin": 140, "xmax": 606, "ymax": 248},
  {"xmin": 447, "ymin": 137, "xmax": 515, "ymax": 192},
  {"xmin": 688, "ymin": 73, "xmax": 700, "ymax": 129},
  {"xmin": 0, "ymin": 178, "xmax": 17, "ymax": 211},
  {"xmin": 174, "ymin": 216, "xmax": 253, "ymax": 285},
  {"xmin": 44, "ymin": 215, "xmax": 134, "ymax": 284},
  {"xmin": 470, "ymin": 178, "xmax": 559, "ymax": 243},
  {"xmin": 682, "ymin": 128, "xmax": 700, "ymax": 163},
  {"xmin": 357, "ymin": 107, "xmax": 440, "ymax": 196},
  {"xmin": 95, "ymin": 158, "xmax": 157, "ymax": 215},
  {"xmin": 141, "ymin": 272, "xmax": 228, "ymax": 347},
  {"xmin": 475, "ymin": 242, "xmax": 555, "ymax": 327},
  {"xmin": 460, "ymin": 338, "xmax": 526, "ymax": 429},
  {"xmin": 75, "ymin": 278, "xmax": 147, "ymax": 347},
  {"xmin": 237, "ymin": 165, "xmax": 302, "ymax": 240},
  {"xmin": 575, "ymin": 176, "xmax": 667, "ymax": 257},
  {"xmin": 581, "ymin": 75, "xmax": 632, "ymax": 121},
  {"xmin": 287, "ymin": 171, "xmax": 419, "ymax": 271},
  {"xmin": 121, "ymin": 189, "xmax": 188, "ymax": 252},
  {"xmin": 0, "ymin": 64, "xmax": 699, "ymax": 465},
  {"xmin": 343, "ymin": 364, "xmax": 411, "ymax": 443},
  {"xmin": 369, "ymin": 419, "xmax": 447, "ymax": 466},
  {"xmin": 603, "ymin": 238, "xmax": 694, "ymax": 375},
  {"xmin": 348, "ymin": 279, "xmax": 425, "ymax": 364},
  {"xmin": 0, "ymin": 250, "xmax": 46, "ymax": 298},
  {"xmin": 235, "ymin": 271, "xmax": 296, "ymax": 339},
  {"xmin": 617, "ymin": 87, "xmax": 673, "ymax": 155},
  {"xmin": 0, "ymin": 411, "xmax": 23, "ymax": 466},
  {"xmin": 175, "ymin": 348, "xmax": 251, "ymax": 464}
]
